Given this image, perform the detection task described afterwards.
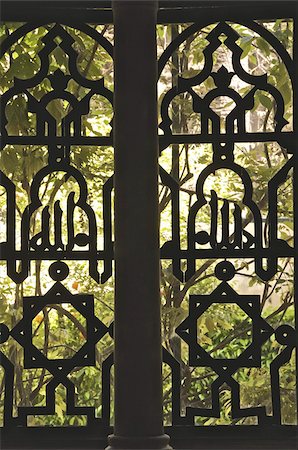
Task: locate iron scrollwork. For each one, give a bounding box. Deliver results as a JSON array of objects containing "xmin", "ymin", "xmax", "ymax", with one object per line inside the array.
[
  {"xmin": 0, "ymin": 14, "xmax": 297, "ymax": 432},
  {"xmin": 0, "ymin": 22, "xmax": 114, "ymax": 426},
  {"xmin": 159, "ymin": 20, "xmax": 297, "ymax": 426}
]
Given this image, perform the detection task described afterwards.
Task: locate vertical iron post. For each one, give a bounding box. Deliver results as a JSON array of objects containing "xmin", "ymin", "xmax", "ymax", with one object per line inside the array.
[{"xmin": 109, "ymin": 1, "xmax": 171, "ymax": 449}]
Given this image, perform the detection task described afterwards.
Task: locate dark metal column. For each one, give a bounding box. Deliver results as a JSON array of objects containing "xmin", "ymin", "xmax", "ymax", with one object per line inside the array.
[{"xmin": 108, "ymin": 1, "xmax": 171, "ymax": 449}]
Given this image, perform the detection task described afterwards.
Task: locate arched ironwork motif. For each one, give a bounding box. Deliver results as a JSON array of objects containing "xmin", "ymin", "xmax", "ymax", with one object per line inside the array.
[
  {"xmin": 159, "ymin": 20, "xmax": 297, "ymax": 426},
  {"xmin": 0, "ymin": 22, "xmax": 114, "ymax": 427}
]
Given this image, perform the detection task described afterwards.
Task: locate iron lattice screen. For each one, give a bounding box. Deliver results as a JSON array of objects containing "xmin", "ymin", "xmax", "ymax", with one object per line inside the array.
[
  {"xmin": 0, "ymin": 21, "xmax": 115, "ymax": 428},
  {"xmin": 158, "ymin": 18, "xmax": 297, "ymax": 427},
  {"xmin": 0, "ymin": 2, "xmax": 297, "ymax": 441}
]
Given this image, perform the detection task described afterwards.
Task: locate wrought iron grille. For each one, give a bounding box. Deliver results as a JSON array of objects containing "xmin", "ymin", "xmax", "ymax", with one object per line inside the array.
[
  {"xmin": 0, "ymin": 2, "xmax": 297, "ymax": 446},
  {"xmin": 0, "ymin": 21, "xmax": 115, "ymax": 427},
  {"xmin": 158, "ymin": 18, "xmax": 297, "ymax": 427}
]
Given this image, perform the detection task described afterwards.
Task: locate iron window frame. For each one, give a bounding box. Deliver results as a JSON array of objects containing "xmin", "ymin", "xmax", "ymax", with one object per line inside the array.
[{"xmin": 0, "ymin": 1, "xmax": 298, "ymax": 448}]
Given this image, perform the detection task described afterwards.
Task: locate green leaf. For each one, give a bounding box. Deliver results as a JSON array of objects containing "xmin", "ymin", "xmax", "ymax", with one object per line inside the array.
[
  {"xmin": 273, "ymin": 19, "xmax": 283, "ymax": 31},
  {"xmin": 240, "ymin": 37, "xmax": 254, "ymax": 59},
  {"xmin": 53, "ymin": 46, "xmax": 68, "ymax": 68},
  {"xmin": 205, "ymin": 316, "xmax": 215, "ymax": 332},
  {"xmin": 256, "ymin": 37, "xmax": 271, "ymax": 56},
  {"xmin": 259, "ymin": 94, "xmax": 272, "ymax": 110},
  {"xmin": 279, "ymin": 81, "xmax": 292, "ymax": 106},
  {"xmin": 248, "ymin": 54, "xmax": 257, "ymax": 66},
  {"xmin": 0, "ymin": 148, "xmax": 19, "ymax": 174},
  {"xmin": 10, "ymin": 53, "xmax": 36, "ymax": 78},
  {"xmin": 56, "ymin": 404, "xmax": 64, "ymax": 420},
  {"xmin": 46, "ymin": 99, "xmax": 68, "ymax": 122},
  {"xmin": 248, "ymin": 277, "xmax": 257, "ymax": 287},
  {"xmin": 5, "ymin": 96, "xmax": 30, "ymax": 134},
  {"xmin": 157, "ymin": 26, "xmax": 164, "ymax": 40},
  {"xmin": 200, "ymin": 334, "xmax": 212, "ymax": 345}
]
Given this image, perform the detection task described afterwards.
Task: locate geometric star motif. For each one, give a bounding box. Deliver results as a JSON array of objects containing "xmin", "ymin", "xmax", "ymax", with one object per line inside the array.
[
  {"xmin": 175, "ymin": 282, "xmax": 274, "ymax": 372},
  {"xmin": 10, "ymin": 282, "xmax": 109, "ymax": 377}
]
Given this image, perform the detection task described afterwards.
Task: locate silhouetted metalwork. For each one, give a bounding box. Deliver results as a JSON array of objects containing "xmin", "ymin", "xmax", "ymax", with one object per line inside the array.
[
  {"xmin": 159, "ymin": 20, "xmax": 297, "ymax": 426},
  {"xmin": 0, "ymin": 22, "xmax": 114, "ymax": 427},
  {"xmin": 0, "ymin": 6, "xmax": 297, "ymax": 440}
]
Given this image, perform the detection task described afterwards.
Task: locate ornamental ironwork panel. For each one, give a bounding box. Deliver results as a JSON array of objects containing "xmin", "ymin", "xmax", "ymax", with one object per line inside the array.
[
  {"xmin": 0, "ymin": 11, "xmax": 297, "ymax": 433},
  {"xmin": 0, "ymin": 22, "xmax": 114, "ymax": 427},
  {"xmin": 158, "ymin": 19, "xmax": 297, "ymax": 426}
]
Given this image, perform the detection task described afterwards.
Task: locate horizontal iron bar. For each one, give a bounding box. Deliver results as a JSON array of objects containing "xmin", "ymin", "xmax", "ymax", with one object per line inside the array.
[
  {"xmin": 0, "ymin": 248, "xmax": 295, "ymax": 260},
  {"xmin": 0, "ymin": 1, "xmax": 297, "ymax": 23},
  {"xmin": 160, "ymin": 248, "xmax": 296, "ymax": 259},
  {"xmin": 1, "ymin": 425, "xmax": 297, "ymax": 449},
  {"xmin": 159, "ymin": 131, "xmax": 296, "ymax": 146},
  {"xmin": 0, "ymin": 136, "xmax": 113, "ymax": 147},
  {"xmin": 0, "ymin": 249, "xmax": 113, "ymax": 260},
  {"xmin": 1, "ymin": 132, "xmax": 296, "ymax": 148},
  {"xmin": 158, "ymin": 4, "xmax": 298, "ymax": 24}
]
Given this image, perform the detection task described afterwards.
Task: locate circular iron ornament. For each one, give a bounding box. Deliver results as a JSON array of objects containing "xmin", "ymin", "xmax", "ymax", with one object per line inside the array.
[
  {"xmin": 215, "ymin": 261, "xmax": 235, "ymax": 281},
  {"xmin": 0, "ymin": 323, "xmax": 10, "ymax": 344},
  {"xmin": 75, "ymin": 233, "xmax": 90, "ymax": 247},
  {"xmin": 195, "ymin": 230, "xmax": 210, "ymax": 244},
  {"xmin": 49, "ymin": 261, "xmax": 69, "ymax": 281},
  {"xmin": 275, "ymin": 324, "xmax": 296, "ymax": 346}
]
